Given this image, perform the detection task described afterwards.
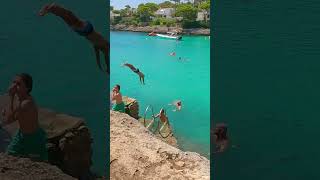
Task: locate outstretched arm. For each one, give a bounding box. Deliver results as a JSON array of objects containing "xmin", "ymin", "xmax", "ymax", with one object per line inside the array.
[
  {"xmin": 39, "ymin": 3, "xmax": 83, "ymax": 28},
  {"xmin": 123, "ymin": 63, "xmax": 137, "ymax": 71},
  {"xmin": 153, "ymin": 113, "xmax": 160, "ymax": 118},
  {"xmin": 2, "ymin": 96, "xmax": 17, "ymax": 126}
]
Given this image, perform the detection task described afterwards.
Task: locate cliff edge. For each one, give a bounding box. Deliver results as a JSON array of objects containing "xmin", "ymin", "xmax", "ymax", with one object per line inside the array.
[{"xmin": 110, "ymin": 111, "xmax": 210, "ymax": 180}]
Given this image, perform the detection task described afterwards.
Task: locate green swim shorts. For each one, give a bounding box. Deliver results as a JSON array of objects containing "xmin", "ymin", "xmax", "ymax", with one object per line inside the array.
[
  {"xmin": 112, "ymin": 102, "xmax": 125, "ymax": 113},
  {"xmin": 6, "ymin": 128, "xmax": 48, "ymax": 161}
]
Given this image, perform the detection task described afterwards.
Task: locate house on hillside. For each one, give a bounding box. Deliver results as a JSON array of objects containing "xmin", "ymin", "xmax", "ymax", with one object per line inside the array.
[
  {"xmin": 196, "ymin": 11, "xmax": 210, "ymax": 22},
  {"xmin": 110, "ymin": 11, "xmax": 120, "ymax": 20},
  {"xmin": 155, "ymin": 8, "xmax": 175, "ymax": 18}
]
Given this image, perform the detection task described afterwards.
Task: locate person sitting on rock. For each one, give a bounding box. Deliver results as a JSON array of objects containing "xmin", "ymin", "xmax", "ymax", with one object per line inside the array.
[
  {"xmin": 1, "ymin": 73, "xmax": 48, "ymax": 161},
  {"xmin": 213, "ymin": 123, "xmax": 229, "ymax": 153},
  {"xmin": 111, "ymin": 84, "xmax": 125, "ymax": 113},
  {"xmin": 38, "ymin": 3, "xmax": 110, "ymax": 75}
]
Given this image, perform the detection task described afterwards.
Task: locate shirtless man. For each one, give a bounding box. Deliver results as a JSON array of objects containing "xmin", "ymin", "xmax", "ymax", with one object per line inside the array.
[
  {"xmin": 154, "ymin": 108, "xmax": 170, "ymax": 132},
  {"xmin": 39, "ymin": 3, "xmax": 110, "ymax": 75},
  {"xmin": 122, "ymin": 63, "xmax": 145, "ymax": 85},
  {"xmin": 111, "ymin": 85, "xmax": 125, "ymax": 113},
  {"xmin": 1, "ymin": 74, "xmax": 47, "ymax": 161},
  {"xmin": 154, "ymin": 108, "xmax": 168, "ymax": 123}
]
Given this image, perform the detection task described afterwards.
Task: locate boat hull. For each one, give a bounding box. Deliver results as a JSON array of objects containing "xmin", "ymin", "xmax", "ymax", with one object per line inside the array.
[{"xmin": 156, "ymin": 34, "xmax": 182, "ymax": 40}]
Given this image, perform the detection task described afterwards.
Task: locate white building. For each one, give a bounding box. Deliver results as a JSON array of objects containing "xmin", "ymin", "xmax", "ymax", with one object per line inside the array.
[
  {"xmin": 110, "ymin": 11, "xmax": 120, "ymax": 20},
  {"xmin": 155, "ymin": 8, "xmax": 175, "ymax": 18},
  {"xmin": 196, "ymin": 11, "xmax": 210, "ymax": 21}
]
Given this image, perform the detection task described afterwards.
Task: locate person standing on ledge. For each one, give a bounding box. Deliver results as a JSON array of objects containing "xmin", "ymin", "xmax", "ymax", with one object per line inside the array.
[
  {"xmin": 111, "ymin": 85, "xmax": 125, "ymax": 113},
  {"xmin": 38, "ymin": 3, "xmax": 110, "ymax": 75},
  {"xmin": 1, "ymin": 73, "xmax": 48, "ymax": 161}
]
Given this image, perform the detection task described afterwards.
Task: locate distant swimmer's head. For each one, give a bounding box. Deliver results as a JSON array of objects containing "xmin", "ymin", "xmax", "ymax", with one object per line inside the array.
[
  {"xmin": 214, "ymin": 123, "xmax": 228, "ymax": 140},
  {"xmin": 14, "ymin": 73, "xmax": 33, "ymax": 96},
  {"xmin": 113, "ymin": 84, "xmax": 120, "ymax": 92}
]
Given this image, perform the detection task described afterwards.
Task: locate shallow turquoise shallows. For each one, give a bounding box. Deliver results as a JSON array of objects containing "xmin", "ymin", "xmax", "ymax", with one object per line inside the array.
[
  {"xmin": 110, "ymin": 31, "xmax": 210, "ymax": 158},
  {"xmin": 0, "ymin": 0, "xmax": 107, "ymax": 176}
]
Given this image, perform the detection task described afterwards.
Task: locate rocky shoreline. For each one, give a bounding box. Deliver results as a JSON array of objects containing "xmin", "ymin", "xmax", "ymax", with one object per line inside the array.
[
  {"xmin": 111, "ymin": 24, "xmax": 210, "ymax": 36},
  {"xmin": 110, "ymin": 111, "xmax": 210, "ymax": 179}
]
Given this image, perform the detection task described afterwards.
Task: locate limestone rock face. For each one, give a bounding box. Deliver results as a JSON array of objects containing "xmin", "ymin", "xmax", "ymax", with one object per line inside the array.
[
  {"xmin": 110, "ymin": 111, "xmax": 210, "ymax": 180},
  {"xmin": 0, "ymin": 153, "xmax": 76, "ymax": 180},
  {"xmin": 123, "ymin": 96, "xmax": 139, "ymax": 120}
]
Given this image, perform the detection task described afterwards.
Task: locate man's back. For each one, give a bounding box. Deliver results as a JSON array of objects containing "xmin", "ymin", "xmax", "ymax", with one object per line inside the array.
[{"xmin": 17, "ymin": 97, "xmax": 39, "ymax": 134}]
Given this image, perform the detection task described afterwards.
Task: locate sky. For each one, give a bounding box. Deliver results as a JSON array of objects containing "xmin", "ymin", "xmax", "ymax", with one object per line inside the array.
[{"xmin": 110, "ymin": 0, "xmax": 190, "ymax": 9}]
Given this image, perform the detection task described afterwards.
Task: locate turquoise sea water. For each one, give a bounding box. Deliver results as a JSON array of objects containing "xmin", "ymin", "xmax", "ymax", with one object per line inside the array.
[
  {"xmin": 110, "ymin": 31, "xmax": 210, "ymax": 157},
  {"xmin": 0, "ymin": 0, "xmax": 107, "ymax": 176},
  {"xmin": 213, "ymin": 0, "xmax": 320, "ymax": 179}
]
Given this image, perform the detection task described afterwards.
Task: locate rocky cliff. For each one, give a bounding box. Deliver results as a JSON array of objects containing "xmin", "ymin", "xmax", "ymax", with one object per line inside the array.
[
  {"xmin": 110, "ymin": 111, "xmax": 210, "ymax": 180},
  {"xmin": 0, "ymin": 153, "xmax": 75, "ymax": 180}
]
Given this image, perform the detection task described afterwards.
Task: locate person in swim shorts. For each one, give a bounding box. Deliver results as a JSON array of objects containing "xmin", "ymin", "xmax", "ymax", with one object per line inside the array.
[
  {"xmin": 111, "ymin": 85, "xmax": 125, "ymax": 113},
  {"xmin": 122, "ymin": 63, "xmax": 145, "ymax": 85},
  {"xmin": 1, "ymin": 73, "xmax": 48, "ymax": 161},
  {"xmin": 39, "ymin": 3, "xmax": 110, "ymax": 75}
]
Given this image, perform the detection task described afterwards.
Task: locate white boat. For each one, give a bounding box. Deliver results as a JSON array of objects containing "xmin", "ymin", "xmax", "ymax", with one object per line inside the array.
[{"xmin": 156, "ymin": 32, "xmax": 182, "ymax": 40}]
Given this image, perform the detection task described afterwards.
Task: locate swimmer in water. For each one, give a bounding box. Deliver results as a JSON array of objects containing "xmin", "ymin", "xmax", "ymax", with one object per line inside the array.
[
  {"xmin": 169, "ymin": 52, "xmax": 176, "ymax": 56},
  {"xmin": 39, "ymin": 3, "xmax": 109, "ymax": 75},
  {"xmin": 213, "ymin": 123, "xmax": 229, "ymax": 153},
  {"xmin": 122, "ymin": 63, "xmax": 145, "ymax": 85},
  {"xmin": 169, "ymin": 100, "xmax": 182, "ymax": 111}
]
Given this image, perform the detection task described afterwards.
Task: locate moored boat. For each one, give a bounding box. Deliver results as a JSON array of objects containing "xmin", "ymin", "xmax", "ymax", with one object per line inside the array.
[{"xmin": 156, "ymin": 32, "xmax": 182, "ymax": 40}]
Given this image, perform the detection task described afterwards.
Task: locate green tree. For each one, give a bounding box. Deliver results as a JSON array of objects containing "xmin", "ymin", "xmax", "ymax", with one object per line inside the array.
[
  {"xmin": 144, "ymin": 3, "xmax": 159, "ymax": 12},
  {"xmin": 137, "ymin": 4, "xmax": 152, "ymax": 22},
  {"xmin": 198, "ymin": 0, "xmax": 210, "ymax": 22},
  {"xmin": 176, "ymin": 4, "xmax": 197, "ymax": 21},
  {"xmin": 137, "ymin": 3, "xmax": 159, "ymax": 22},
  {"xmin": 110, "ymin": 6, "xmax": 114, "ymax": 11},
  {"xmin": 159, "ymin": 1, "xmax": 174, "ymax": 8},
  {"xmin": 112, "ymin": 10, "xmax": 120, "ymax": 14},
  {"xmin": 199, "ymin": 0, "xmax": 210, "ymax": 11}
]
